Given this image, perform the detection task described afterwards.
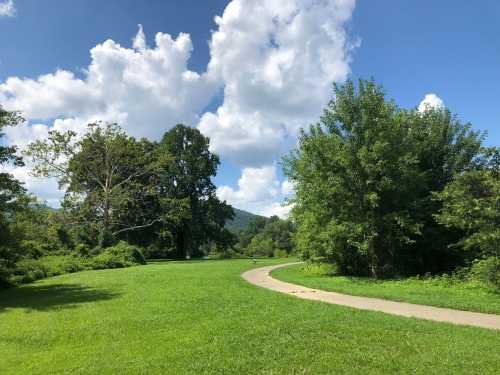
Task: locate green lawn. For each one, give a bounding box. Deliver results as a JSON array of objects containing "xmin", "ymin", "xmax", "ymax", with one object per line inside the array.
[
  {"xmin": 272, "ymin": 264, "xmax": 500, "ymax": 314},
  {"xmin": 1, "ymin": 259, "xmax": 499, "ymax": 374}
]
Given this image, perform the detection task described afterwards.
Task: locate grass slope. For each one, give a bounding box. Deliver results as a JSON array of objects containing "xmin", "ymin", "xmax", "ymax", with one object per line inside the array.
[
  {"xmin": 273, "ymin": 264, "xmax": 500, "ymax": 314},
  {"xmin": 0, "ymin": 259, "xmax": 499, "ymax": 374}
]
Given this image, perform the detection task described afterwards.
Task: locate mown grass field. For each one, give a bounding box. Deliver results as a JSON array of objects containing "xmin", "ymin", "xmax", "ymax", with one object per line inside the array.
[
  {"xmin": 1, "ymin": 259, "xmax": 499, "ymax": 374},
  {"xmin": 273, "ymin": 264, "xmax": 500, "ymax": 314}
]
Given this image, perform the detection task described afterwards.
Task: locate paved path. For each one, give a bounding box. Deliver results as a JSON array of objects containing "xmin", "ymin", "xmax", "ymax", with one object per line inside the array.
[{"xmin": 242, "ymin": 262, "xmax": 500, "ymax": 330}]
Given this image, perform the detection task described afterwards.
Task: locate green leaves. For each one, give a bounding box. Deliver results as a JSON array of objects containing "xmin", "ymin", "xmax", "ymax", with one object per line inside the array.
[
  {"xmin": 435, "ymin": 155, "xmax": 500, "ymax": 256},
  {"xmin": 0, "ymin": 106, "xmax": 27, "ymax": 285},
  {"xmin": 285, "ymin": 79, "xmax": 484, "ymax": 277}
]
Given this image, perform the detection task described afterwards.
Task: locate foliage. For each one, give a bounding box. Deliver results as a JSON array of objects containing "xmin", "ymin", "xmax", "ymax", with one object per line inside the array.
[
  {"xmin": 435, "ymin": 147, "xmax": 499, "ymax": 256},
  {"xmin": 9, "ymin": 198, "xmax": 74, "ymax": 253},
  {"xmin": 89, "ymin": 241, "xmax": 146, "ymax": 269},
  {"xmin": 236, "ymin": 216, "xmax": 269, "ymax": 250},
  {"xmin": 469, "ymin": 256, "xmax": 500, "ymax": 290},
  {"xmin": 245, "ymin": 234, "xmax": 275, "ymax": 257},
  {"xmin": 0, "ymin": 120, "xmax": 240, "ymax": 286},
  {"xmin": 152, "ymin": 124, "xmax": 234, "ymax": 258},
  {"xmin": 284, "ymin": 79, "xmax": 484, "ymax": 277},
  {"xmin": 7, "ymin": 240, "xmax": 147, "ymax": 285},
  {"xmin": 25, "ymin": 123, "xmax": 164, "ymax": 247},
  {"xmin": 236, "ymin": 215, "xmax": 295, "ymax": 257},
  {"xmin": 11, "ymin": 255, "xmax": 86, "ymax": 284},
  {"xmin": 0, "ymin": 106, "xmax": 26, "ymax": 286}
]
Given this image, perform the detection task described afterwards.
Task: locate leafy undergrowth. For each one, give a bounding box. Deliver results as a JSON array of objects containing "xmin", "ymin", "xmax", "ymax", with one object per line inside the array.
[
  {"xmin": 272, "ymin": 263, "xmax": 500, "ymax": 314},
  {"xmin": 8, "ymin": 242, "xmax": 146, "ymax": 285},
  {"xmin": 0, "ymin": 259, "xmax": 499, "ymax": 374}
]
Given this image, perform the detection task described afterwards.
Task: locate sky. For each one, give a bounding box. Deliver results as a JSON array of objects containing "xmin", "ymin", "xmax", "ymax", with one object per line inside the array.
[{"xmin": 1, "ymin": 0, "xmax": 499, "ymax": 217}]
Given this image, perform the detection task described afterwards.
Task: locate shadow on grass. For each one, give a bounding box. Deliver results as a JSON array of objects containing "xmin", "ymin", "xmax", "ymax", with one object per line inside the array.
[{"xmin": 0, "ymin": 284, "xmax": 120, "ymax": 313}]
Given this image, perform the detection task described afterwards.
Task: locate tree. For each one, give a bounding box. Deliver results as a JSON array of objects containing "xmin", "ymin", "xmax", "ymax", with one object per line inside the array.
[
  {"xmin": 237, "ymin": 215, "xmax": 295, "ymax": 257},
  {"xmin": 25, "ymin": 123, "xmax": 165, "ymax": 247},
  {"xmin": 156, "ymin": 124, "xmax": 234, "ymax": 258},
  {"xmin": 284, "ymin": 80, "xmax": 483, "ymax": 277},
  {"xmin": 9, "ymin": 198, "xmax": 74, "ymax": 257},
  {"xmin": 0, "ymin": 106, "xmax": 26, "ymax": 285},
  {"xmin": 435, "ymin": 147, "xmax": 500, "ymax": 256},
  {"xmin": 236, "ymin": 216, "xmax": 268, "ymax": 250}
]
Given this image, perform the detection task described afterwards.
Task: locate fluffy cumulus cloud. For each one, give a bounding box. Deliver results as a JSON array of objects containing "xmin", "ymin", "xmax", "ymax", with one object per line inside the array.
[
  {"xmin": 216, "ymin": 165, "xmax": 293, "ymax": 218},
  {"xmin": 0, "ymin": 25, "xmax": 217, "ymax": 141},
  {"xmin": 1, "ymin": 0, "xmax": 356, "ymax": 214},
  {"xmin": 0, "ymin": 0, "xmax": 15, "ymax": 17},
  {"xmin": 418, "ymin": 93, "xmax": 444, "ymax": 113},
  {"xmin": 198, "ymin": 0, "xmax": 357, "ymax": 166}
]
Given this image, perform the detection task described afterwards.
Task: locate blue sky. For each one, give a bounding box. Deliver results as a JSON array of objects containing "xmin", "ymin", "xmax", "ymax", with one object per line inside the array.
[{"xmin": 1, "ymin": 0, "xmax": 499, "ymax": 215}]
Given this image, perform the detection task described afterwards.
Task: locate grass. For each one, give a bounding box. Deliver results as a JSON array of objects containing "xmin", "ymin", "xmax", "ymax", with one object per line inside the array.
[
  {"xmin": 272, "ymin": 263, "xmax": 500, "ymax": 314},
  {"xmin": 0, "ymin": 259, "xmax": 499, "ymax": 374}
]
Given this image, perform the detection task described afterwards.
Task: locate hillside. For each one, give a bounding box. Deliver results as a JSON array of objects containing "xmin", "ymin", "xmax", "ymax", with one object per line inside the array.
[{"xmin": 225, "ymin": 208, "xmax": 265, "ymax": 232}]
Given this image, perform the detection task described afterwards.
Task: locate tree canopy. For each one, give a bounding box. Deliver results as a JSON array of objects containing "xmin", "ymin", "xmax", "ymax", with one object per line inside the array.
[
  {"xmin": 0, "ymin": 106, "xmax": 27, "ymax": 285},
  {"xmin": 23, "ymin": 122, "xmax": 234, "ymax": 259},
  {"xmin": 284, "ymin": 79, "xmax": 484, "ymax": 277}
]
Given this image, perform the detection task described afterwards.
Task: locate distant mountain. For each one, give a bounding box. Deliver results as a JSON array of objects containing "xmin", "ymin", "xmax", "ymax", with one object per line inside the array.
[{"xmin": 225, "ymin": 208, "xmax": 265, "ymax": 232}]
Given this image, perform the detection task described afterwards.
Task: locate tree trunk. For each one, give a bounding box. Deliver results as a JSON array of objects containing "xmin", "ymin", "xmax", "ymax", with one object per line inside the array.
[
  {"xmin": 368, "ymin": 238, "xmax": 379, "ymax": 279},
  {"xmin": 184, "ymin": 224, "xmax": 191, "ymax": 259}
]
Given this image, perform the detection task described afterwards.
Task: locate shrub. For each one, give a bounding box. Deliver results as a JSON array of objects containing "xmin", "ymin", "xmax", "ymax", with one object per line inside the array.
[
  {"xmin": 273, "ymin": 249, "xmax": 288, "ymax": 258},
  {"xmin": 470, "ymin": 257, "xmax": 500, "ymax": 290},
  {"xmin": 88, "ymin": 241, "xmax": 146, "ymax": 270},
  {"xmin": 301, "ymin": 262, "xmax": 337, "ymax": 277},
  {"xmin": 19, "ymin": 240, "xmax": 50, "ymax": 259},
  {"xmin": 11, "ymin": 255, "xmax": 86, "ymax": 284},
  {"xmin": 6, "ymin": 242, "xmax": 146, "ymax": 285},
  {"xmin": 143, "ymin": 243, "xmax": 174, "ymax": 259},
  {"xmin": 74, "ymin": 243, "xmax": 92, "ymax": 257}
]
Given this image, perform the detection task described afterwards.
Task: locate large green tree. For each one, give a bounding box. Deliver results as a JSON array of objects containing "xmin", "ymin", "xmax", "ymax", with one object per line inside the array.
[
  {"xmin": 25, "ymin": 123, "xmax": 167, "ymax": 247},
  {"xmin": 284, "ymin": 80, "xmax": 483, "ymax": 277},
  {"xmin": 0, "ymin": 106, "xmax": 26, "ymax": 285},
  {"xmin": 156, "ymin": 124, "xmax": 234, "ymax": 258}
]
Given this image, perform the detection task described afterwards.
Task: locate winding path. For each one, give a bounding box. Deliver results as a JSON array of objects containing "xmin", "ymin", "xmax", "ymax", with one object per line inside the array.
[{"xmin": 242, "ymin": 262, "xmax": 500, "ymax": 330}]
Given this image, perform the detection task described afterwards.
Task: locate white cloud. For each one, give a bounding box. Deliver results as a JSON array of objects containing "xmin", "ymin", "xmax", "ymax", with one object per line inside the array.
[
  {"xmin": 1, "ymin": 26, "xmax": 220, "ymax": 204},
  {"xmin": 261, "ymin": 202, "xmax": 292, "ymax": 219},
  {"xmin": 1, "ymin": 0, "xmax": 357, "ymax": 210},
  {"xmin": 418, "ymin": 93, "xmax": 444, "ymax": 113},
  {"xmin": 0, "ymin": 0, "xmax": 15, "ymax": 17},
  {"xmin": 198, "ymin": 0, "xmax": 357, "ymax": 166},
  {"xmin": 217, "ymin": 165, "xmax": 292, "ymax": 218},
  {"xmin": 0, "ymin": 25, "xmax": 218, "ymax": 140},
  {"xmin": 281, "ymin": 179, "xmax": 295, "ymax": 196},
  {"xmin": 132, "ymin": 24, "xmax": 147, "ymax": 51}
]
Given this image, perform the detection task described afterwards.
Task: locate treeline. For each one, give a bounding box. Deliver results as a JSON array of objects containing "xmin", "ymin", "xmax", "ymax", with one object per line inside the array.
[
  {"xmin": 233, "ymin": 215, "xmax": 295, "ymax": 258},
  {"xmin": 1, "ymin": 108, "xmax": 237, "ymax": 287},
  {"xmin": 284, "ymin": 80, "xmax": 499, "ymax": 286}
]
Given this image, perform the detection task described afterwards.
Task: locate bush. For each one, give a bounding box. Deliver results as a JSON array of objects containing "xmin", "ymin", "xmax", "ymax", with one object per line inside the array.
[
  {"xmin": 273, "ymin": 249, "xmax": 288, "ymax": 258},
  {"xmin": 19, "ymin": 240, "xmax": 50, "ymax": 259},
  {"xmin": 301, "ymin": 262, "xmax": 337, "ymax": 277},
  {"xmin": 88, "ymin": 241, "xmax": 146, "ymax": 270},
  {"xmin": 74, "ymin": 243, "xmax": 92, "ymax": 257},
  {"xmin": 470, "ymin": 257, "xmax": 500, "ymax": 290},
  {"xmin": 5, "ymin": 242, "xmax": 146, "ymax": 285},
  {"xmin": 143, "ymin": 243, "xmax": 174, "ymax": 259},
  {"xmin": 11, "ymin": 255, "xmax": 86, "ymax": 284}
]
